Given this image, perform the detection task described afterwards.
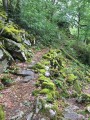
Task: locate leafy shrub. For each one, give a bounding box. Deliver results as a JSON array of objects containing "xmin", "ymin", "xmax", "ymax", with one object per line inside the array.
[{"xmin": 73, "ymin": 42, "xmax": 90, "ymax": 65}]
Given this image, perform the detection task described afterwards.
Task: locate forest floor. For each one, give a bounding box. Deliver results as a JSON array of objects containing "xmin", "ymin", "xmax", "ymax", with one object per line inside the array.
[
  {"xmin": 0, "ymin": 48, "xmax": 90, "ymax": 120},
  {"xmin": 0, "ymin": 48, "xmax": 49, "ymax": 120}
]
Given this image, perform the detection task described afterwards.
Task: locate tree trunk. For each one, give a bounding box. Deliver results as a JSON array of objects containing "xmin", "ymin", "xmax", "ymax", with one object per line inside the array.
[
  {"xmin": 2, "ymin": 0, "xmax": 8, "ymax": 12},
  {"xmin": 77, "ymin": 11, "xmax": 80, "ymax": 40}
]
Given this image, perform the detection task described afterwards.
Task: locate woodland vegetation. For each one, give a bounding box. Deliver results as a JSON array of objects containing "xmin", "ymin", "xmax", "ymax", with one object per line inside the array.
[{"xmin": 0, "ymin": 0, "xmax": 90, "ymax": 120}]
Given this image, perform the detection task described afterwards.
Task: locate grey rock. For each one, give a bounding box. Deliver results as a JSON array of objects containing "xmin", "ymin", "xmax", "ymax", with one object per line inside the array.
[
  {"xmin": 0, "ymin": 50, "xmax": 4, "ymax": 60},
  {"xmin": 44, "ymin": 103, "xmax": 53, "ymax": 109},
  {"xmin": 49, "ymin": 109, "xmax": 56, "ymax": 118},
  {"xmin": 35, "ymin": 97, "xmax": 42, "ymax": 114},
  {"xmin": 26, "ymin": 112, "xmax": 33, "ymax": 120},
  {"xmin": 0, "ymin": 83, "xmax": 4, "ymax": 89},
  {"xmin": 10, "ymin": 110, "xmax": 24, "ymax": 120},
  {"xmin": 63, "ymin": 105, "xmax": 85, "ymax": 120},
  {"xmin": 45, "ymin": 66, "xmax": 49, "ymax": 71},
  {"xmin": 0, "ymin": 59, "xmax": 8, "ymax": 74},
  {"xmin": 64, "ymin": 112, "xmax": 85, "ymax": 120},
  {"xmin": 22, "ymin": 76, "xmax": 33, "ymax": 83},
  {"xmin": 16, "ymin": 69, "xmax": 34, "ymax": 77},
  {"xmin": 45, "ymin": 71, "xmax": 50, "ymax": 77},
  {"xmin": 65, "ymin": 105, "xmax": 79, "ymax": 112},
  {"xmin": 24, "ymin": 39, "xmax": 31, "ymax": 46},
  {"xmin": 23, "ymin": 100, "xmax": 31, "ymax": 106},
  {"xmin": 41, "ymin": 118, "xmax": 46, "ymax": 120},
  {"xmin": 86, "ymin": 105, "xmax": 90, "ymax": 112},
  {"xmin": 3, "ymin": 39, "xmax": 27, "ymax": 61}
]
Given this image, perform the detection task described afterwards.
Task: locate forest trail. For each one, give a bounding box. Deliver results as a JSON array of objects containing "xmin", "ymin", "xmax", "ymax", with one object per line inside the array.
[{"xmin": 0, "ymin": 48, "xmax": 49, "ymax": 120}]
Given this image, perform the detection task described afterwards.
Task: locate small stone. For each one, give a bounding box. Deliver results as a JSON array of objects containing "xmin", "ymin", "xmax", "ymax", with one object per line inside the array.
[
  {"xmin": 49, "ymin": 109, "xmax": 56, "ymax": 118},
  {"xmin": 0, "ymin": 50, "xmax": 4, "ymax": 60},
  {"xmin": 45, "ymin": 66, "xmax": 49, "ymax": 71},
  {"xmin": 44, "ymin": 104, "xmax": 53, "ymax": 109},
  {"xmin": 16, "ymin": 69, "xmax": 34, "ymax": 77},
  {"xmin": 45, "ymin": 71, "xmax": 50, "ymax": 77},
  {"xmin": 41, "ymin": 118, "xmax": 46, "ymax": 120},
  {"xmin": 10, "ymin": 110, "xmax": 24, "ymax": 120},
  {"xmin": 22, "ymin": 76, "xmax": 33, "ymax": 83},
  {"xmin": 63, "ymin": 105, "xmax": 85, "ymax": 120},
  {"xmin": 35, "ymin": 97, "xmax": 42, "ymax": 113},
  {"xmin": 23, "ymin": 100, "xmax": 31, "ymax": 106},
  {"xmin": 26, "ymin": 112, "xmax": 33, "ymax": 120},
  {"xmin": 86, "ymin": 105, "xmax": 90, "ymax": 112}
]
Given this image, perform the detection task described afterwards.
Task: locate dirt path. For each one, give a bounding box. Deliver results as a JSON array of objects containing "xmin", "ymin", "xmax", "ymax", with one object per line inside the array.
[{"xmin": 0, "ymin": 48, "xmax": 49, "ymax": 120}]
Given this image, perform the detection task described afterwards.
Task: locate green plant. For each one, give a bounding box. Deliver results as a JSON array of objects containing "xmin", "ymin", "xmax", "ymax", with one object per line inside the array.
[
  {"xmin": 1, "ymin": 74, "xmax": 13, "ymax": 86},
  {"xmin": 0, "ymin": 106, "xmax": 5, "ymax": 120}
]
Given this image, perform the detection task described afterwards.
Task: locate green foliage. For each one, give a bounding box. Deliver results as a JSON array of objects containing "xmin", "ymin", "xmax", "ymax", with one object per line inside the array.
[
  {"xmin": 0, "ymin": 106, "xmax": 5, "ymax": 120},
  {"xmin": 73, "ymin": 42, "xmax": 90, "ymax": 65},
  {"xmin": 1, "ymin": 74, "xmax": 13, "ymax": 86}
]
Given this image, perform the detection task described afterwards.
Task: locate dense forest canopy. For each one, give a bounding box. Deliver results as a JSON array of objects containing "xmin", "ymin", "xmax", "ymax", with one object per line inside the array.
[
  {"xmin": 0, "ymin": 0, "xmax": 90, "ymax": 64},
  {"xmin": 1, "ymin": 0, "xmax": 90, "ymax": 41}
]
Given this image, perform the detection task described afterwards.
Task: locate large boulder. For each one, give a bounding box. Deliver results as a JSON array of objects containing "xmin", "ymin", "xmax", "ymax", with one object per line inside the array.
[{"xmin": 0, "ymin": 8, "xmax": 33, "ymax": 63}]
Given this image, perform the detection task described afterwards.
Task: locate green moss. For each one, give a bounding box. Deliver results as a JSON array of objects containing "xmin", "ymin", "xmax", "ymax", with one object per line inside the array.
[
  {"xmin": 0, "ymin": 106, "xmax": 5, "ymax": 120},
  {"xmin": 67, "ymin": 74, "xmax": 77, "ymax": 83},
  {"xmin": 0, "ymin": 10, "xmax": 7, "ymax": 19},
  {"xmin": 39, "ymin": 69, "xmax": 46, "ymax": 75},
  {"xmin": 40, "ymin": 88, "xmax": 50, "ymax": 94},
  {"xmin": 1, "ymin": 74, "xmax": 13, "ymax": 86},
  {"xmin": 61, "ymin": 90, "xmax": 69, "ymax": 98},
  {"xmin": 0, "ymin": 21, "xmax": 4, "ymax": 29},
  {"xmin": 38, "ymin": 75, "xmax": 50, "ymax": 83},
  {"xmin": 32, "ymin": 89, "xmax": 40, "ymax": 96},
  {"xmin": 4, "ymin": 25, "xmax": 20, "ymax": 34},
  {"xmin": 52, "ymin": 100, "xmax": 59, "ymax": 112},
  {"xmin": 54, "ymin": 80, "xmax": 63, "ymax": 88},
  {"xmin": 78, "ymin": 110, "xmax": 87, "ymax": 115},
  {"xmin": 46, "ymin": 93, "xmax": 54, "ymax": 102},
  {"xmin": 43, "ymin": 54, "xmax": 51, "ymax": 59},
  {"xmin": 86, "ymin": 77, "xmax": 90, "ymax": 82},
  {"xmin": 41, "ymin": 60, "xmax": 50, "ymax": 65},
  {"xmin": 73, "ymin": 80, "xmax": 82, "ymax": 94},
  {"xmin": 0, "ymin": 84, "xmax": 4, "ymax": 90},
  {"xmin": 42, "ymin": 82, "xmax": 55, "ymax": 90},
  {"xmin": 78, "ymin": 93, "xmax": 90, "ymax": 103},
  {"xmin": 35, "ymin": 81, "xmax": 40, "ymax": 87},
  {"xmin": 34, "ymin": 63, "xmax": 45, "ymax": 69}
]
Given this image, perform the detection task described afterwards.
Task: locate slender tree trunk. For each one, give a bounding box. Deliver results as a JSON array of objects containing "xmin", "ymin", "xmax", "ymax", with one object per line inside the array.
[
  {"xmin": 2, "ymin": 0, "xmax": 8, "ymax": 12},
  {"xmin": 77, "ymin": 8, "xmax": 80, "ymax": 41}
]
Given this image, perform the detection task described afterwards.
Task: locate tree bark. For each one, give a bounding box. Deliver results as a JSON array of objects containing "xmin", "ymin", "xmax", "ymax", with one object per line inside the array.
[{"xmin": 2, "ymin": 0, "xmax": 8, "ymax": 12}]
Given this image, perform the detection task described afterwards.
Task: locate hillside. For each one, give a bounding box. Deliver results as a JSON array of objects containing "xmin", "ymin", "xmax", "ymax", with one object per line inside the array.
[{"xmin": 0, "ymin": 1, "xmax": 90, "ymax": 120}]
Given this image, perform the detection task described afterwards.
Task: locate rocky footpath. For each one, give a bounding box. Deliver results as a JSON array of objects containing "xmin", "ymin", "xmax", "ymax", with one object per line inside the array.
[{"xmin": 0, "ymin": 47, "xmax": 90, "ymax": 120}]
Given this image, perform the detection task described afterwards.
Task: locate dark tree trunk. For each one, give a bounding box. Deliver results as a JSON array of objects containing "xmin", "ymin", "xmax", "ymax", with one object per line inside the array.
[{"xmin": 2, "ymin": 0, "xmax": 8, "ymax": 12}]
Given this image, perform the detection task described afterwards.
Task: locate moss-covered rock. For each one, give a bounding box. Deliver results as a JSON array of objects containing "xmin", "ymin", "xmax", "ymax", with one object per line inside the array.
[
  {"xmin": 32, "ymin": 89, "xmax": 40, "ymax": 96},
  {"xmin": 1, "ymin": 74, "xmax": 13, "ymax": 86},
  {"xmin": 38, "ymin": 75, "xmax": 50, "ymax": 83},
  {"xmin": 0, "ymin": 8, "xmax": 33, "ymax": 62},
  {"xmin": 67, "ymin": 74, "xmax": 77, "ymax": 83},
  {"xmin": 39, "ymin": 69, "xmax": 46, "ymax": 75},
  {"xmin": 77, "ymin": 93, "xmax": 90, "ymax": 103},
  {"xmin": 42, "ymin": 82, "xmax": 55, "ymax": 90},
  {"xmin": 73, "ymin": 80, "xmax": 82, "ymax": 94},
  {"xmin": 40, "ymin": 88, "xmax": 50, "ymax": 94},
  {"xmin": 34, "ymin": 63, "xmax": 45, "ymax": 69}
]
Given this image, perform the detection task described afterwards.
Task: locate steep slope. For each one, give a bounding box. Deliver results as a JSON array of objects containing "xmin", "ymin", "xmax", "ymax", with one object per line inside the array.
[{"xmin": 31, "ymin": 49, "xmax": 90, "ymax": 119}]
